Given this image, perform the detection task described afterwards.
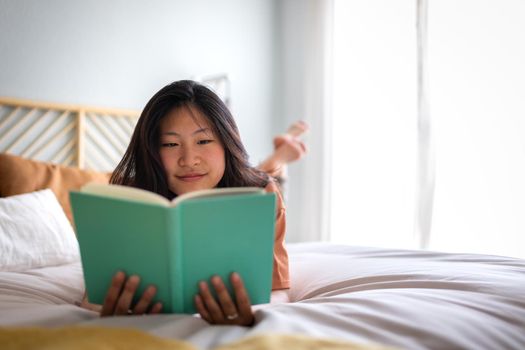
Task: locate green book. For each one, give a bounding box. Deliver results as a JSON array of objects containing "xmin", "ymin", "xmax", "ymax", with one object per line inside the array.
[{"xmin": 70, "ymin": 183, "xmax": 276, "ymax": 314}]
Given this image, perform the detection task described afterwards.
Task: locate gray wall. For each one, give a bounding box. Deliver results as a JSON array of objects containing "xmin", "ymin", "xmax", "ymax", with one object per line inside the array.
[
  {"xmin": 0, "ymin": 0, "xmax": 320, "ymax": 243},
  {"xmin": 0, "ymin": 0, "xmax": 280, "ymax": 162}
]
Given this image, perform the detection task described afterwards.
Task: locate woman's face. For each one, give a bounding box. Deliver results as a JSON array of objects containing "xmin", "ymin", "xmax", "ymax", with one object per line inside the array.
[{"xmin": 159, "ymin": 105, "xmax": 226, "ymax": 195}]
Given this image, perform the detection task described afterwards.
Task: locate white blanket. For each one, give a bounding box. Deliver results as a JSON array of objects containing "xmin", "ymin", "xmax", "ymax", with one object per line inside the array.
[{"xmin": 1, "ymin": 242, "xmax": 524, "ymax": 349}]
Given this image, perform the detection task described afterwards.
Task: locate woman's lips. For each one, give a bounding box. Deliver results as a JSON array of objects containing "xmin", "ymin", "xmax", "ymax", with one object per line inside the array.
[{"xmin": 177, "ymin": 174, "xmax": 205, "ymax": 182}]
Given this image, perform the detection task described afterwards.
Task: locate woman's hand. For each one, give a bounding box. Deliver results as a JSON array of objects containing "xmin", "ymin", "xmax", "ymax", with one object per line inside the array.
[
  {"xmin": 98, "ymin": 271, "xmax": 163, "ymax": 316},
  {"xmin": 194, "ymin": 272, "xmax": 255, "ymax": 326}
]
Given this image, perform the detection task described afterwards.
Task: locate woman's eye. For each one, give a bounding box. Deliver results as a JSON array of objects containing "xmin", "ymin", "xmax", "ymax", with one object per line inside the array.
[
  {"xmin": 162, "ymin": 142, "xmax": 179, "ymax": 147},
  {"xmin": 197, "ymin": 140, "xmax": 213, "ymax": 145}
]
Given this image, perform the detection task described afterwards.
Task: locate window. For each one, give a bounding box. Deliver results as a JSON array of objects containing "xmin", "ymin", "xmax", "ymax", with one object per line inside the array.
[
  {"xmin": 330, "ymin": 0, "xmax": 525, "ymax": 258},
  {"xmin": 429, "ymin": 0, "xmax": 525, "ymax": 258},
  {"xmin": 331, "ymin": 0, "xmax": 417, "ymax": 248}
]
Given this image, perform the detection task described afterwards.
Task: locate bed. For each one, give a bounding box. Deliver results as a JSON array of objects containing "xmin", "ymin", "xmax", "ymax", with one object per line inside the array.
[{"xmin": 1, "ymin": 98, "xmax": 525, "ymax": 350}]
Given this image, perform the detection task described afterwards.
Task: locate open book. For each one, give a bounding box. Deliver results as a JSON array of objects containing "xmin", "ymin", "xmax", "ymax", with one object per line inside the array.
[{"xmin": 70, "ymin": 183, "xmax": 276, "ymax": 314}]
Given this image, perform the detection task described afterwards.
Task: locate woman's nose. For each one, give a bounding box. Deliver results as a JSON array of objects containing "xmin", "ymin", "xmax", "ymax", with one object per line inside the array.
[{"xmin": 178, "ymin": 146, "xmax": 200, "ymax": 167}]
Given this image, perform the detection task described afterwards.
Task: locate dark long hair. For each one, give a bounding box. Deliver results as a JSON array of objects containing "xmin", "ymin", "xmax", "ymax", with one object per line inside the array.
[{"xmin": 110, "ymin": 80, "xmax": 269, "ymax": 199}]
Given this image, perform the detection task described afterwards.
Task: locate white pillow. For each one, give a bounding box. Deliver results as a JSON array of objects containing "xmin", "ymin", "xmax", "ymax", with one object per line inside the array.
[{"xmin": 0, "ymin": 189, "xmax": 80, "ymax": 272}]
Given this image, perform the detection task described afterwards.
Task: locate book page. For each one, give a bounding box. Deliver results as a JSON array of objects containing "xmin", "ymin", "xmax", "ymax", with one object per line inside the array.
[
  {"xmin": 81, "ymin": 183, "xmax": 170, "ymax": 206},
  {"xmin": 170, "ymin": 187, "xmax": 264, "ymax": 207}
]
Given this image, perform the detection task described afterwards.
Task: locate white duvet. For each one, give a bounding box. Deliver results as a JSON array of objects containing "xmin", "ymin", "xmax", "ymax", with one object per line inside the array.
[{"xmin": 1, "ymin": 242, "xmax": 524, "ymax": 350}]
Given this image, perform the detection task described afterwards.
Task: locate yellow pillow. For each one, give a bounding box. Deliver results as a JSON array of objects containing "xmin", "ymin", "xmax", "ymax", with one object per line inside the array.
[{"xmin": 0, "ymin": 153, "xmax": 110, "ymax": 225}]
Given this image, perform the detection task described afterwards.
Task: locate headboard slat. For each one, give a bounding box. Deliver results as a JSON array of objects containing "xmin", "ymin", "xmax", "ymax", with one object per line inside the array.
[
  {"xmin": 5, "ymin": 110, "xmax": 52, "ymax": 153},
  {"xmin": 0, "ymin": 97, "xmax": 140, "ymax": 171}
]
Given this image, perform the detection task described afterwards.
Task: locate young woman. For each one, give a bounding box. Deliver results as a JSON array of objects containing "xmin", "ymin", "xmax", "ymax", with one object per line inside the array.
[{"xmin": 85, "ymin": 80, "xmax": 305, "ymax": 326}]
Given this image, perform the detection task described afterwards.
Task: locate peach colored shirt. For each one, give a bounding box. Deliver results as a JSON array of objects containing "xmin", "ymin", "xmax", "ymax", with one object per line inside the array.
[{"xmin": 265, "ymin": 181, "xmax": 290, "ymax": 290}]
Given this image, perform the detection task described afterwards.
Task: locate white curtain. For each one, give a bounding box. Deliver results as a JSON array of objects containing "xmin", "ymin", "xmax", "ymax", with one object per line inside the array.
[
  {"xmin": 415, "ymin": 0, "xmax": 434, "ymax": 249},
  {"xmin": 279, "ymin": 0, "xmax": 334, "ymax": 242}
]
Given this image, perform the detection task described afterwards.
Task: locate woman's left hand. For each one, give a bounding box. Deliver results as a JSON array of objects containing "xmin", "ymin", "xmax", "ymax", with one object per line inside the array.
[{"xmin": 194, "ymin": 272, "xmax": 254, "ymax": 326}]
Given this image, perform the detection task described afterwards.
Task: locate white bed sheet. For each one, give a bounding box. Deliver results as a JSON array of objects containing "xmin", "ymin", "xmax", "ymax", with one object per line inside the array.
[{"xmin": 1, "ymin": 242, "xmax": 524, "ymax": 349}]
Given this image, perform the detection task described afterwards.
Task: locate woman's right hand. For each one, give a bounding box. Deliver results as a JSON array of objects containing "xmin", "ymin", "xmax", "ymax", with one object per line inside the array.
[{"xmin": 100, "ymin": 271, "xmax": 163, "ymax": 316}]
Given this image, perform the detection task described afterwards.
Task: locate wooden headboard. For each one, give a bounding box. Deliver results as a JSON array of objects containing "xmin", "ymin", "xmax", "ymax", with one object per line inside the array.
[{"xmin": 0, "ymin": 97, "xmax": 140, "ymax": 172}]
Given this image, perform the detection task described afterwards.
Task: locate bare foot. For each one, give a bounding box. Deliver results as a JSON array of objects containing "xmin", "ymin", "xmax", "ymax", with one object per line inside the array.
[
  {"xmin": 286, "ymin": 120, "xmax": 309, "ymax": 138},
  {"xmin": 259, "ymin": 121, "xmax": 309, "ymax": 179}
]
